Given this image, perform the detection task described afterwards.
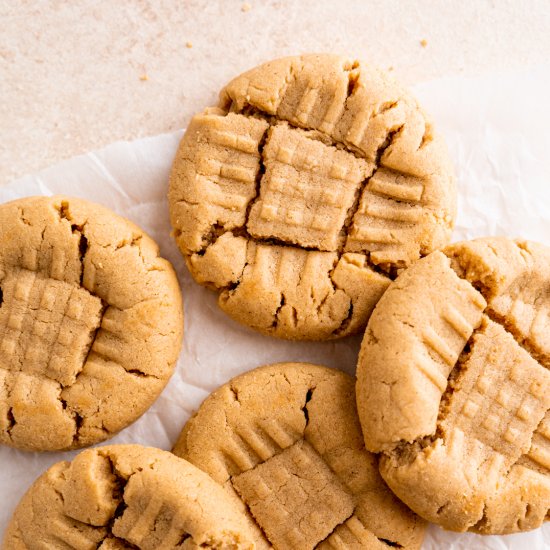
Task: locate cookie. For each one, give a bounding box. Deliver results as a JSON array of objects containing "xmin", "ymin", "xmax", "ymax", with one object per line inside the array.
[
  {"xmin": 169, "ymin": 53, "xmax": 455, "ymax": 340},
  {"xmin": 173, "ymin": 362, "xmax": 426, "ymax": 549},
  {"xmin": 3, "ymin": 444, "xmax": 255, "ymax": 549},
  {"xmin": 0, "ymin": 196, "xmax": 183, "ymax": 451},
  {"xmin": 356, "ymin": 237, "xmax": 550, "ymax": 534}
]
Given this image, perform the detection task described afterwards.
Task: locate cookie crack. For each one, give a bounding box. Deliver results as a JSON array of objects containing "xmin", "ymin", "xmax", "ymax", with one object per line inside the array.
[
  {"xmin": 77, "ymin": 231, "xmax": 89, "ymax": 284},
  {"xmin": 302, "ymin": 387, "xmax": 314, "ymax": 427},
  {"xmin": 470, "ymin": 502, "xmax": 492, "ymax": 533},
  {"xmin": 100, "ymin": 501, "xmax": 131, "ymax": 545},
  {"xmin": 78, "ymin": 300, "xmax": 108, "ymax": 370},
  {"xmin": 378, "ymin": 538, "xmax": 404, "ymax": 548},
  {"xmin": 418, "ymin": 120, "xmax": 434, "ymax": 151},
  {"xmin": 433, "ymin": 339, "xmax": 473, "ymax": 436},
  {"xmin": 177, "ymin": 533, "xmax": 192, "ymax": 546},
  {"xmin": 338, "ymin": 170, "xmax": 372, "ymax": 253},
  {"xmin": 59, "ymin": 198, "xmax": 164, "ymax": 277},
  {"xmin": 69, "ymin": 409, "xmax": 85, "ymax": 447},
  {"xmin": 198, "ymin": 225, "xmax": 343, "ymax": 266},
  {"xmin": 47, "ymin": 453, "xmax": 133, "ymax": 547},
  {"xmin": 514, "ymin": 412, "xmax": 550, "ymax": 477},
  {"xmin": 58, "ymin": 300, "xmax": 109, "ymax": 447},
  {"xmin": 271, "ymin": 293, "xmax": 286, "ymax": 330},
  {"xmin": 382, "ymin": 340, "xmax": 474, "ymax": 461},
  {"xmin": 376, "ymin": 124, "xmax": 405, "ymax": 166},
  {"xmin": 5, "ymin": 406, "xmax": 15, "ymax": 438},
  {"xmin": 234, "ymin": 492, "xmax": 273, "ymax": 547},
  {"xmin": 329, "ymin": 252, "xmax": 391, "ymax": 336},
  {"xmin": 484, "ymin": 308, "xmax": 549, "ymax": 370},
  {"xmin": 98, "ymin": 450, "xmax": 134, "ymax": 511},
  {"xmin": 314, "ymin": 509, "xmax": 356, "ymax": 547},
  {"xmin": 124, "ymin": 368, "xmax": 161, "ymax": 380},
  {"xmin": 229, "ymin": 383, "xmax": 241, "ymax": 404},
  {"xmin": 243, "ymin": 124, "xmax": 268, "ymax": 230},
  {"xmin": 196, "ymin": 223, "xmax": 227, "ymax": 255},
  {"xmin": 83, "ymin": 342, "xmax": 160, "ymax": 381},
  {"xmin": 446, "ymin": 251, "xmax": 548, "ymax": 371},
  {"xmin": 344, "ymin": 59, "xmax": 360, "ymax": 99},
  {"xmin": 386, "ymin": 325, "xmax": 480, "ymax": 461},
  {"xmin": 232, "ymin": 105, "xmax": 366, "ymax": 162},
  {"xmin": 56, "ymin": 200, "xmax": 72, "ymax": 223},
  {"xmin": 332, "ymin": 302, "xmax": 354, "ymax": 337},
  {"xmin": 17, "ymin": 207, "xmax": 33, "ymax": 226}
]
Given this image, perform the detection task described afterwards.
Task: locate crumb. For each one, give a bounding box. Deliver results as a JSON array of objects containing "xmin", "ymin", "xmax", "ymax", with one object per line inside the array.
[
  {"xmin": 387, "ymin": 66, "xmax": 394, "ymax": 71},
  {"xmin": 186, "ymin": 41, "xmax": 193, "ymax": 48},
  {"xmin": 139, "ymin": 74, "xmax": 149, "ymax": 81},
  {"xmin": 420, "ymin": 39, "xmax": 428, "ymax": 48},
  {"xmin": 241, "ymin": 2, "xmax": 251, "ymax": 11}
]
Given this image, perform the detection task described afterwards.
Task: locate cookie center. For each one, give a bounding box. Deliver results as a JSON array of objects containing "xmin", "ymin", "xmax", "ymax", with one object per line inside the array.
[
  {"xmin": 0, "ymin": 268, "xmax": 104, "ymax": 386},
  {"xmin": 232, "ymin": 439, "xmax": 354, "ymax": 549},
  {"xmin": 246, "ymin": 124, "xmax": 371, "ymax": 252},
  {"xmin": 439, "ymin": 318, "xmax": 550, "ymax": 474}
]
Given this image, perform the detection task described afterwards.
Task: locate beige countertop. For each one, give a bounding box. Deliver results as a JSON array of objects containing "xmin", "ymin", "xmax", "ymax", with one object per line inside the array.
[{"xmin": 2, "ymin": 0, "xmax": 549, "ymax": 185}]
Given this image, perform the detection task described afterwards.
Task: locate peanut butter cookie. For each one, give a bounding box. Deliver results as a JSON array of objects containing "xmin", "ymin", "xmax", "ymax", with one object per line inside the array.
[
  {"xmin": 357, "ymin": 237, "xmax": 550, "ymax": 534},
  {"xmin": 3, "ymin": 445, "xmax": 255, "ymax": 549},
  {"xmin": 173, "ymin": 363, "xmax": 426, "ymax": 549},
  {"xmin": 0, "ymin": 196, "xmax": 183, "ymax": 451},
  {"xmin": 169, "ymin": 54, "xmax": 455, "ymax": 340}
]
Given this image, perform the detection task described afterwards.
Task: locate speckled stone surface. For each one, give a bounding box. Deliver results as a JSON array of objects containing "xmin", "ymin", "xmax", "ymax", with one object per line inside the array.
[{"xmin": 1, "ymin": 0, "xmax": 549, "ymax": 184}]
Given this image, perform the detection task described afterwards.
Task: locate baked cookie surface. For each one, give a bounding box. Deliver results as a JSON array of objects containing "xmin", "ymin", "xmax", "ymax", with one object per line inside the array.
[
  {"xmin": 169, "ymin": 53, "xmax": 455, "ymax": 340},
  {"xmin": 356, "ymin": 237, "xmax": 550, "ymax": 534},
  {"xmin": 173, "ymin": 362, "xmax": 426, "ymax": 549},
  {"xmin": 3, "ymin": 445, "xmax": 255, "ymax": 549},
  {"xmin": 0, "ymin": 196, "xmax": 183, "ymax": 451}
]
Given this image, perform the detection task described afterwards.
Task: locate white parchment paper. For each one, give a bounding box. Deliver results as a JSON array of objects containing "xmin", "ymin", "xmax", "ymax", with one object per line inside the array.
[{"xmin": 1, "ymin": 65, "xmax": 549, "ymax": 549}]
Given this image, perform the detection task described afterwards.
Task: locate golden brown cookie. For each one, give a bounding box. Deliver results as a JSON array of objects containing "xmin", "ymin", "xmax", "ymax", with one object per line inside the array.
[
  {"xmin": 169, "ymin": 53, "xmax": 455, "ymax": 340},
  {"xmin": 356, "ymin": 237, "xmax": 550, "ymax": 534},
  {"xmin": 3, "ymin": 445, "xmax": 255, "ymax": 549},
  {"xmin": 173, "ymin": 363, "xmax": 426, "ymax": 549},
  {"xmin": 0, "ymin": 196, "xmax": 183, "ymax": 452}
]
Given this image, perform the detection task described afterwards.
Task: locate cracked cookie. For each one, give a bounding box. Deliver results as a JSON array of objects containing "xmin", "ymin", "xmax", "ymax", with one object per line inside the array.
[
  {"xmin": 173, "ymin": 362, "xmax": 426, "ymax": 549},
  {"xmin": 356, "ymin": 237, "xmax": 550, "ymax": 534},
  {"xmin": 0, "ymin": 196, "xmax": 183, "ymax": 451},
  {"xmin": 169, "ymin": 53, "xmax": 456, "ymax": 340},
  {"xmin": 3, "ymin": 444, "xmax": 255, "ymax": 549}
]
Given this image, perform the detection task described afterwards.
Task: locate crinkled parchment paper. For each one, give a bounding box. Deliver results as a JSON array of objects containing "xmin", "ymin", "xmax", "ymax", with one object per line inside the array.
[{"xmin": 1, "ymin": 65, "xmax": 549, "ymax": 549}]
